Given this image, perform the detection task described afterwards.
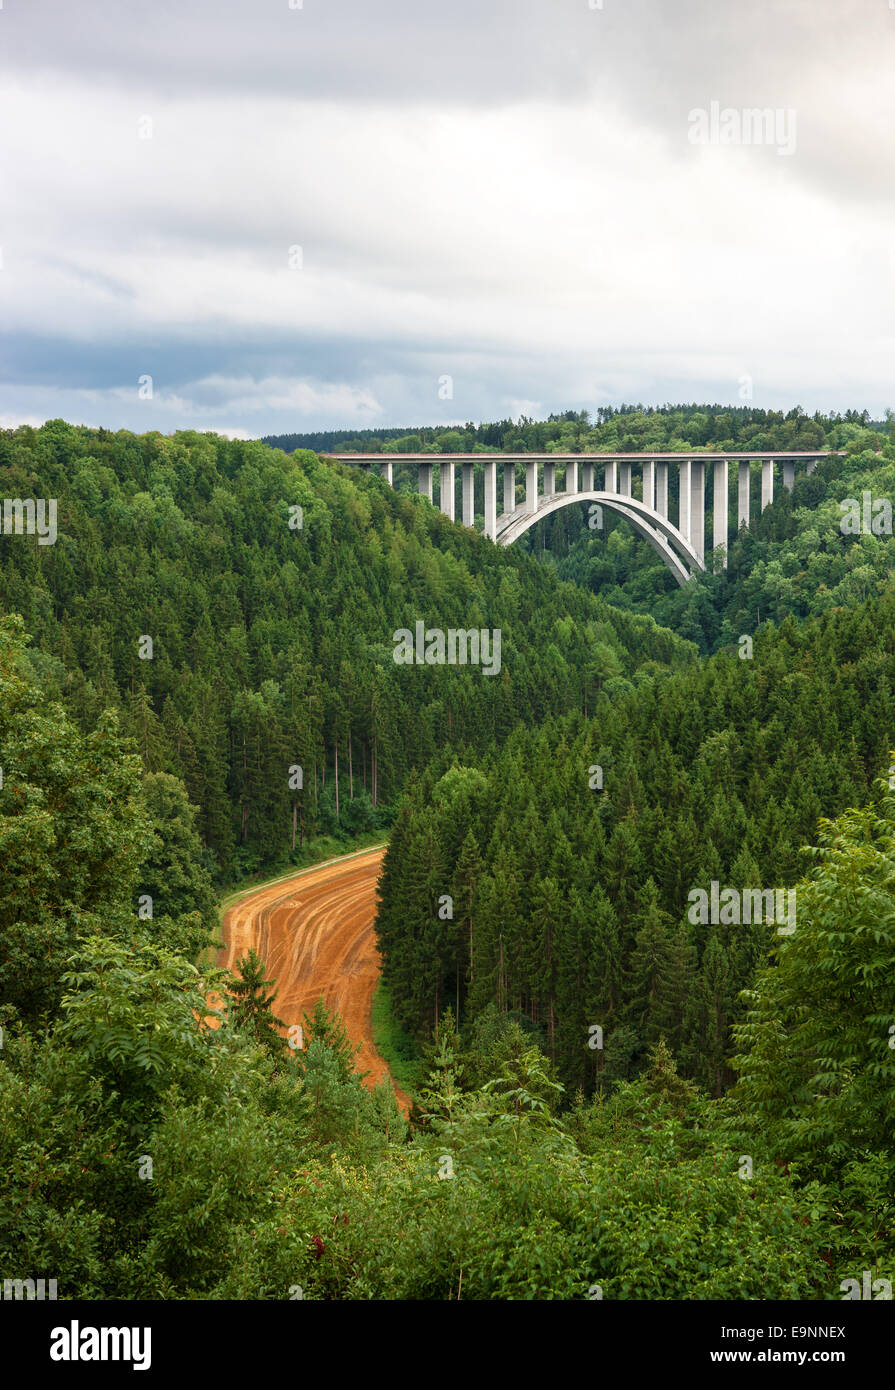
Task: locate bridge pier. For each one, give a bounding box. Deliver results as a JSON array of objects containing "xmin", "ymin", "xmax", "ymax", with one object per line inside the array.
[
  {"xmin": 504, "ymin": 462, "xmax": 516, "ymax": 514},
  {"xmin": 440, "ymin": 461, "xmax": 455, "ymax": 521},
  {"xmin": 462, "ymin": 463, "xmax": 475, "ymax": 527},
  {"xmin": 713, "ymin": 459, "xmax": 728, "ymax": 568},
  {"xmin": 655, "ymin": 462, "xmax": 668, "ymax": 518},
  {"xmin": 761, "ymin": 458, "xmax": 774, "ymax": 511},
  {"xmin": 526, "ymin": 459, "xmax": 537, "ymax": 514},
  {"xmin": 738, "ymin": 461, "xmax": 750, "ymax": 531},
  {"xmin": 642, "ymin": 460, "xmax": 655, "ymax": 511},
  {"xmin": 679, "ymin": 460, "xmax": 692, "ymax": 543},
  {"xmin": 333, "ymin": 449, "xmax": 836, "ymax": 581},
  {"xmin": 484, "ymin": 459, "xmax": 498, "ymax": 541},
  {"xmin": 690, "ymin": 460, "xmax": 705, "ymax": 564}
]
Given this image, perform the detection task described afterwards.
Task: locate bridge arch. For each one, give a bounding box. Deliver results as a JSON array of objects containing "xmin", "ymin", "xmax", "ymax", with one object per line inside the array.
[
  {"xmin": 327, "ymin": 452, "xmax": 834, "ymax": 584},
  {"xmin": 496, "ymin": 491, "xmax": 703, "ymax": 587}
]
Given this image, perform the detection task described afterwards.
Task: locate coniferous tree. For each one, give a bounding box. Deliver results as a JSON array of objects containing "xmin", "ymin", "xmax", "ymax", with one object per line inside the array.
[{"xmin": 228, "ymin": 950, "xmax": 287, "ymax": 1057}]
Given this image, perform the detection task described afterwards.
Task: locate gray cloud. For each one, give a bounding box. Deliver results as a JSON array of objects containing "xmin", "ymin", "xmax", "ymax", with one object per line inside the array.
[{"xmin": 1, "ymin": 0, "xmax": 893, "ymax": 433}]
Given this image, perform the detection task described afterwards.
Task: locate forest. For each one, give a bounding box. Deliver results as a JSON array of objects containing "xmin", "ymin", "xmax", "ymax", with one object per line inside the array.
[
  {"xmin": 264, "ymin": 401, "xmax": 878, "ymax": 457},
  {"xmin": 0, "ymin": 413, "xmax": 893, "ymax": 1301},
  {"xmin": 0, "ymin": 420, "xmax": 691, "ymax": 880}
]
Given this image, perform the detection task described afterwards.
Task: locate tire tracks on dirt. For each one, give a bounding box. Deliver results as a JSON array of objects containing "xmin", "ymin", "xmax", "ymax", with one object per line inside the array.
[{"xmin": 217, "ymin": 846, "xmax": 411, "ymax": 1113}]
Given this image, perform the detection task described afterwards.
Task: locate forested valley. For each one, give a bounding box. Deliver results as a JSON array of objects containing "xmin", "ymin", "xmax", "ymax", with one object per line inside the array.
[
  {"xmin": 1, "ymin": 413, "xmax": 893, "ymax": 1301},
  {"xmin": 0, "ymin": 420, "xmax": 690, "ymax": 881}
]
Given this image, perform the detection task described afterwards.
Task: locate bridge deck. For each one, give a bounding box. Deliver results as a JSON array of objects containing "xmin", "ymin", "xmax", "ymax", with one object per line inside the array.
[
  {"xmin": 326, "ymin": 451, "xmax": 833, "ymax": 463},
  {"xmin": 326, "ymin": 450, "xmax": 835, "ymax": 586}
]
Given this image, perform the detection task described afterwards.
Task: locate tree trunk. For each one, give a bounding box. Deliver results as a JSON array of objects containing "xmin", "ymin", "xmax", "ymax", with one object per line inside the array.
[
  {"xmin": 334, "ymin": 740, "xmax": 339, "ymax": 821},
  {"xmin": 241, "ymin": 733, "xmax": 248, "ymax": 840}
]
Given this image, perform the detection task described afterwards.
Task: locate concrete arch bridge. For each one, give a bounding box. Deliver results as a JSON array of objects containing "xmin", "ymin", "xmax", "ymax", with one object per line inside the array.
[{"xmin": 326, "ymin": 451, "xmax": 832, "ymax": 586}]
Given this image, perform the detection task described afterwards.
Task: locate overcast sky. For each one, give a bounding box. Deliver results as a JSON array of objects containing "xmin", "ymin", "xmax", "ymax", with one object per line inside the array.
[{"xmin": 1, "ymin": 0, "xmax": 893, "ymax": 437}]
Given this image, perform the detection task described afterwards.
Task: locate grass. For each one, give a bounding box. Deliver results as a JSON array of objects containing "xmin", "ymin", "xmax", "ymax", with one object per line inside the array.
[
  {"xmin": 217, "ymin": 830, "xmax": 388, "ymax": 912},
  {"xmin": 372, "ymin": 980, "xmax": 422, "ymax": 1096}
]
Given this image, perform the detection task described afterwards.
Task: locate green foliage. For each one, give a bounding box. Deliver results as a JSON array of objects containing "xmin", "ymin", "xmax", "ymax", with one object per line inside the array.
[
  {"xmin": 5, "ymin": 411, "xmax": 895, "ymax": 1300},
  {"xmin": 377, "ymin": 587, "xmax": 895, "ymax": 1094},
  {"xmin": 729, "ymin": 773, "xmax": 895, "ymax": 1285},
  {"xmin": 0, "ymin": 421, "xmax": 693, "ymax": 879},
  {"xmin": 265, "ymin": 401, "xmax": 854, "ymax": 460},
  {"xmin": 0, "ymin": 614, "xmax": 152, "ymax": 1022},
  {"xmin": 371, "ymin": 981, "xmax": 421, "ymax": 1093},
  {"xmin": 57, "ymin": 937, "xmax": 221, "ymax": 1133},
  {"xmin": 730, "ymin": 778, "xmax": 895, "ymax": 1170},
  {"xmin": 140, "ymin": 771, "xmax": 219, "ymax": 961},
  {"xmin": 228, "ymin": 949, "xmax": 287, "ymax": 1058}
]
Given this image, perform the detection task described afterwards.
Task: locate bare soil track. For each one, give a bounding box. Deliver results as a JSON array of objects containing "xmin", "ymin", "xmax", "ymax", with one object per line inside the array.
[{"xmin": 217, "ymin": 847, "xmax": 411, "ymax": 1113}]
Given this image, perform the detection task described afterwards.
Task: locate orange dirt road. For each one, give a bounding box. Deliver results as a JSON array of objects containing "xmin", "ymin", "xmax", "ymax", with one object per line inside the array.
[{"xmin": 217, "ymin": 847, "xmax": 411, "ymax": 1114}]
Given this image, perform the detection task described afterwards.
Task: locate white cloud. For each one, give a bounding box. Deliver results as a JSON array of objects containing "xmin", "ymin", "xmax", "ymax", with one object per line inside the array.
[{"xmin": 0, "ymin": 414, "xmax": 45, "ymax": 430}]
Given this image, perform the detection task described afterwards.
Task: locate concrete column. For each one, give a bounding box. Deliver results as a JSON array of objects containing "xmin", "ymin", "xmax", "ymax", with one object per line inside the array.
[
  {"xmin": 462, "ymin": 463, "xmax": 475, "ymax": 527},
  {"xmin": 678, "ymin": 459, "xmax": 692, "ymax": 541},
  {"xmin": 566, "ymin": 459, "xmax": 579, "ymax": 494},
  {"xmin": 381, "ymin": 460, "xmax": 393, "ymax": 486},
  {"xmin": 526, "ymin": 458, "xmax": 538, "ymax": 514},
  {"xmin": 619, "ymin": 461, "xmax": 632, "ymax": 497},
  {"xmin": 440, "ymin": 461, "xmax": 455, "ymax": 521},
  {"xmin": 655, "ymin": 462, "xmax": 668, "ymax": 518},
  {"xmin": 543, "ymin": 461, "xmax": 555, "ymax": 498},
  {"xmin": 581, "ymin": 461, "xmax": 594, "ymax": 492},
  {"xmin": 783, "ymin": 459, "xmax": 795, "ymax": 491},
  {"xmin": 713, "ymin": 459, "xmax": 728, "ymax": 568},
  {"xmin": 605, "ymin": 459, "xmax": 618, "ymax": 493},
  {"xmin": 503, "ymin": 462, "xmax": 515, "ymax": 515},
  {"xmin": 418, "ymin": 461, "xmax": 433, "ymax": 503},
  {"xmin": 642, "ymin": 460, "xmax": 655, "ymax": 512},
  {"xmin": 483, "ymin": 458, "xmax": 498, "ymax": 541},
  {"xmin": 690, "ymin": 460, "xmax": 705, "ymax": 563},
  {"xmin": 761, "ymin": 458, "xmax": 774, "ymax": 511},
  {"xmin": 806, "ymin": 458, "xmax": 817, "ymax": 476},
  {"xmin": 738, "ymin": 461, "xmax": 750, "ymax": 531}
]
